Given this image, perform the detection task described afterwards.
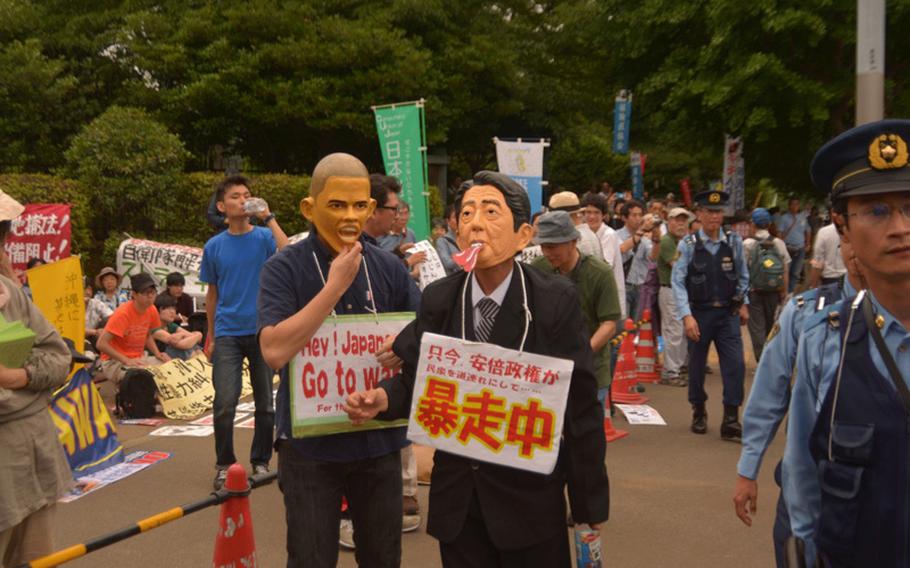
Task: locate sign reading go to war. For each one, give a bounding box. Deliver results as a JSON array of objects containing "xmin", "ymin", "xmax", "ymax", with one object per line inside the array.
[
  {"xmin": 148, "ymin": 355, "xmax": 254, "ymax": 420},
  {"xmin": 290, "ymin": 313, "xmax": 415, "ymax": 438},
  {"xmin": 407, "ymin": 333, "xmax": 574, "ymax": 475}
]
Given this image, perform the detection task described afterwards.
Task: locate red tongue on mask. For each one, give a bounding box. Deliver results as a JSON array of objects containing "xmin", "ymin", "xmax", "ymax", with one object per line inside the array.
[{"xmin": 453, "ymin": 244, "xmax": 483, "ymax": 272}]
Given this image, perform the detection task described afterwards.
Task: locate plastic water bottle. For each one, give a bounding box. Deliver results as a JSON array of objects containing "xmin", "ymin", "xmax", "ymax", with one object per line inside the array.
[
  {"xmin": 243, "ymin": 197, "xmax": 267, "ymax": 215},
  {"xmin": 574, "ymin": 525, "xmax": 602, "ymax": 568}
]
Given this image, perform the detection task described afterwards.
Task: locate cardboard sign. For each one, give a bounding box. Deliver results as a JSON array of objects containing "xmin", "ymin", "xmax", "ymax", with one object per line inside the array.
[
  {"xmin": 407, "ymin": 333, "xmax": 574, "ymax": 475},
  {"xmin": 49, "ymin": 369, "xmax": 124, "ymax": 477},
  {"xmin": 411, "ymin": 240, "xmax": 446, "ymax": 290},
  {"xmin": 5, "ymin": 204, "xmax": 72, "ymax": 272},
  {"xmin": 148, "ymin": 355, "xmax": 255, "ymax": 420},
  {"xmin": 289, "ymin": 312, "xmax": 414, "ymax": 437}
]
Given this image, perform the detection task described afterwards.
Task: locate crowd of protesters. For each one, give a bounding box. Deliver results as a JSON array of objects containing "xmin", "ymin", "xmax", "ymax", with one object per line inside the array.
[{"xmin": 5, "ymin": 120, "xmax": 909, "ymax": 568}]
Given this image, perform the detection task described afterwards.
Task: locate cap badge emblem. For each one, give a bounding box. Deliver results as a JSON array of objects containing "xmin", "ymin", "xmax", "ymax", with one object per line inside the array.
[{"xmin": 868, "ymin": 133, "xmax": 909, "ymax": 170}]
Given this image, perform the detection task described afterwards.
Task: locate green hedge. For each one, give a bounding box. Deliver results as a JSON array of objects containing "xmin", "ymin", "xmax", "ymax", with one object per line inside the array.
[{"xmin": 0, "ymin": 172, "xmax": 314, "ymax": 276}]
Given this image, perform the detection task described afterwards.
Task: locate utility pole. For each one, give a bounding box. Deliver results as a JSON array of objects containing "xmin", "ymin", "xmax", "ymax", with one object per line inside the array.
[{"xmin": 856, "ymin": 0, "xmax": 885, "ymax": 125}]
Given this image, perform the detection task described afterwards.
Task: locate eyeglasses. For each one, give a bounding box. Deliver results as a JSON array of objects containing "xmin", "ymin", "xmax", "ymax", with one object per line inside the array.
[
  {"xmin": 378, "ymin": 206, "xmax": 400, "ymax": 215},
  {"xmin": 846, "ymin": 202, "xmax": 910, "ymax": 226}
]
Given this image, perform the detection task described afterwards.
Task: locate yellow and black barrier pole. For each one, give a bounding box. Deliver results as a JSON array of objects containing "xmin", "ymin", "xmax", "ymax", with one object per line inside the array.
[{"xmin": 19, "ymin": 471, "xmax": 277, "ymax": 568}]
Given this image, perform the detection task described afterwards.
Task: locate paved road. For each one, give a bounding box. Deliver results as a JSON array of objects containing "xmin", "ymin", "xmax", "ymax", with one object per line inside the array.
[{"xmin": 55, "ymin": 341, "xmax": 783, "ymax": 567}]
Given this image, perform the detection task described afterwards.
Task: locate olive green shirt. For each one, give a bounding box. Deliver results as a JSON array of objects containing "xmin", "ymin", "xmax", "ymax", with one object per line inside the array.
[
  {"xmin": 658, "ymin": 233, "xmax": 681, "ymax": 286},
  {"xmin": 531, "ymin": 254, "xmax": 621, "ymax": 388}
]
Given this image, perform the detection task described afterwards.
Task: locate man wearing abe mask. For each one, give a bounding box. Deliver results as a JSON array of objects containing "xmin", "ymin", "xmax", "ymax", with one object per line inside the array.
[
  {"xmin": 344, "ymin": 171, "xmax": 609, "ymax": 567},
  {"xmin": 257, "ymin": 153, "xmax": 420, "ymax": 568}
]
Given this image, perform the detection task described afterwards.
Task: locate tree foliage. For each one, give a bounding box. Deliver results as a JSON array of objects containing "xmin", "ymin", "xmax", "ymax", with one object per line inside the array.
[{"xmin": 3, "ymin": 0, "xmax": 910, "ymax": 200}]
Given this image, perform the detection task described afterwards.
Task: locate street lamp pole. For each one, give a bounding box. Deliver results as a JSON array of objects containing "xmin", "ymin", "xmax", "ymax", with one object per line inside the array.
[{"xmin": 856, "ymin": 0, "xmax": 885, "ymax": 125}]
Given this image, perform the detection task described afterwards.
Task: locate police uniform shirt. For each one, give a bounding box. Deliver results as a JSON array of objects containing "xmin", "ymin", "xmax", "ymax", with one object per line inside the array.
[
  {"xmin": 670, "ymin": 227, "xmax": 750, "ymax": 320},
  {"xmin": 783, "ymin": 291, "xmax": 910, "ymax": 562},
  {"xmin": 737, "ymin": 280, "xmax": 855, "ymax": 481}
]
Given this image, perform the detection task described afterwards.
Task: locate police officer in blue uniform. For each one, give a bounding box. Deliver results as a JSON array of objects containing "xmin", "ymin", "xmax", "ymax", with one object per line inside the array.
[
  {"xmin": 784, "ymin": 119, "xmax": 910, "ymax": 567},
  {"xmin": 671, "ymin": 190, "xmax": 750, "ymax": 441},
  {"xmin": 734, "ymin": 265, "xmax": 855, "ymax": 567}
]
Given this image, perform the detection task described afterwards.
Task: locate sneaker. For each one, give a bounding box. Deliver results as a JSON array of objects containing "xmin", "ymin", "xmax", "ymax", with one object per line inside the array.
[
  {"xmin": 213, "ymin": 466, "xmax": 229, "ymax": 491},
  {"xmin": 339, "ymin": 519, "xmax": 355, "ymax": 550},
  {"xmin": 251, "ymin": 463, "xmax": 270, "ymax": 476},
  {"xmin": 402, "ymin": 514, "xmax": 421, "ymax": 533},
  {"xmin": 403, "ymin": 495, "xmax": 420, "ymax": 515}
]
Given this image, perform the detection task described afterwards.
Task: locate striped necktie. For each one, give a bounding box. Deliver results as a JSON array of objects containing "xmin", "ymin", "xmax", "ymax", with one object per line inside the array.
[{"xmin": 475, "ymin": 298, "xmax": 499, "ymax": 342}]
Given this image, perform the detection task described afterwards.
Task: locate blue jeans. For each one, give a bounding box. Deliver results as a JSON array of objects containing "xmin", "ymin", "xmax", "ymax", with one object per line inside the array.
[
  {"xmin": 212, "ymin": 334, "xmax": 275, "ymax": 467},
  {"xmin": 277, "ymin": 443, "xmax": 402, "ymax": 568},
  {"xmin": 625, "ymin": 283, "xmax": 640, "ymax": 321},
  {"xmin": 787, "ymin": 247, "xmax": 805, "ymax": 293}
]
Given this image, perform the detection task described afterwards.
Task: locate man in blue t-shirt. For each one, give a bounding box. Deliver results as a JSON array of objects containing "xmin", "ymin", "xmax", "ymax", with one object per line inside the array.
[
  {"xmin": 774, "ymin": 196, "xmax": 811, "ymax": 293},
  {"xmin": 200, "ymin": 175, "xmax": 289, "ymax": 490},
  {"xmin": 258, "ymin": 153, "xmax": 420, "ymax": 568}
]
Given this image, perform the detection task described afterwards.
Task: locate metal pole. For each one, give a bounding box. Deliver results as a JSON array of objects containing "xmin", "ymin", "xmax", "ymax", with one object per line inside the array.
[{"xmin": 856, "ymin": 0, "xmax": 885, "ymax": 125}]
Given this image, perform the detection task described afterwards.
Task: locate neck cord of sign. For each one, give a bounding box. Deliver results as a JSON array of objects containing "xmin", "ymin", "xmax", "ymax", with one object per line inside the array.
[
  {"xmin": 312, "ymin": 251, "xmax": 380, "ymax": 325},
  {"xmin": 459, "ymin": 261, "xmax": 532, "ymax": 354}
]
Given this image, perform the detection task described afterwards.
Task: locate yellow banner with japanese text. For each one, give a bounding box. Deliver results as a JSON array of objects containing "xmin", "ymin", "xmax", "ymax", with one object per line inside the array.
[
  {"xmin": 148, "ymin": 355, "xmax": 260, "ymax": 420},
  {"xmin": 407, "ymin": 333, "xmax": 574, "ymax": 475},
  {"xmin": 27, "ymin": 256, "xmax": 85, "ymax": 351}
]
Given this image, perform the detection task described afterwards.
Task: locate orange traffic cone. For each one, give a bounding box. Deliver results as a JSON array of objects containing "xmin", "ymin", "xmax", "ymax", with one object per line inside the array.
[
  {"xmin": 612, "ymin": 319, "xmax": 649, "ymax": 405},
  {"xmin": 602, "ymin": 389, "xmax": 629, "ymax": 442},
  {"xmin": 635, "ymin": 309, "xmax": 660, "ymax": 383},
  {"xmin": 213, "ymin": 464, "xmax": 257, "ymax": 568}
]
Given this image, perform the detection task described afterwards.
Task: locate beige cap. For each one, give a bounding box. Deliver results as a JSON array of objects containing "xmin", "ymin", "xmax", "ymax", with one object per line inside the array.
[
  {"xmin": 0, "ymin": 190, "xmax": 24, "ymax": 222},
  {"xmin": 668, "ymin": 207, "xmax": 694, "ymax": 221},
  {"xmin": 548, "ymin": 191, "xmax": 582, "ymax": 212}
]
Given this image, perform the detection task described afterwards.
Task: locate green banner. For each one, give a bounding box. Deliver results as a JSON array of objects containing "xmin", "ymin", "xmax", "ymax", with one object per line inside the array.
[{"xmin": 373, "ymin": 101, "xmax": 430, "ymax": 240}]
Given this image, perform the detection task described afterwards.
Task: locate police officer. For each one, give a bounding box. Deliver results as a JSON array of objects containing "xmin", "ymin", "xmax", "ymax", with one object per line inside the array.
[
  {"xmin": 733, "ymin": 245, "xmax": 856, "ymax": 567},
  {"xmin": 671, "ymin": 190, "xmax": 750, "ymax": 440},
  {"xmin": 784, "ymin": 119, "xmax": 910, "ymax": 567}
]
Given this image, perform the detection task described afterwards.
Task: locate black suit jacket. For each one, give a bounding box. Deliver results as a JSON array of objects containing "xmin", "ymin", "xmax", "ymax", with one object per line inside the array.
[{"xmin": 379, "ymin": 262, "xmax": 610, "ymax": 550}]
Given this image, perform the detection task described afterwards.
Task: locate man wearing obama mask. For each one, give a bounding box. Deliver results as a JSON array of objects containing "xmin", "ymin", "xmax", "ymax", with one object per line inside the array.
[
  {"xmin": 345, "ymin": 171, "xmax": 609, "ymax": 567},
  {"xmin": 258, "ymin": 153, "xmax": 420, "ymax": 567}
]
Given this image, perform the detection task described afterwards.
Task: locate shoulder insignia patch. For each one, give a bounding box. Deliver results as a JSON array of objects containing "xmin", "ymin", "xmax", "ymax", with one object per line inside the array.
[{"xmin": 765, "ymin": 322, "xmax": 780, "ymax": 344}]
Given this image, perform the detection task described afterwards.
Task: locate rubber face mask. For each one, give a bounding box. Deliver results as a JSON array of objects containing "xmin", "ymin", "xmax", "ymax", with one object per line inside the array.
[
  {"xmin": 456, "ymin": 185, "xmax": 532, "ymax": 270},
  {"xmin": 301, "ymin": 176, "xmax": 375, "ymax": 255}
]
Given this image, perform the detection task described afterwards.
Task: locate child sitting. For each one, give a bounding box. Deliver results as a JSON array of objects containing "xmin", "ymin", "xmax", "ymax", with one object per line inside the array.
[{"xmin": 155, "ymin": 295, "xmax": 203, "ymax": 360}]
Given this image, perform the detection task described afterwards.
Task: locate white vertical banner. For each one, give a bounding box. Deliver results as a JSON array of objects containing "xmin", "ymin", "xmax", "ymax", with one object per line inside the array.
[
  {"xmin": 723, "ymin": 135, "xmax": 745, "ymax": 213},
  {"xmin": 493, "ymin": 138, "xmax": 549, "ymax": 215}
]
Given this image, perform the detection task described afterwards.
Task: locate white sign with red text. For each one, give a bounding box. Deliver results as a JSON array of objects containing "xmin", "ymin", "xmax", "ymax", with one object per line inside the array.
[
  {"xmin": 289, "ymin": 312, "xmax": 415, "ymax": 437},
  {"xmin": 407, "ymin": 333, "xmax": 574, "ymax": 475}
]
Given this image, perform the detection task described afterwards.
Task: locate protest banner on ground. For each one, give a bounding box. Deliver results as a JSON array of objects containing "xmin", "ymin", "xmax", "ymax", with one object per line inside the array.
[
  {"xmin": 59, "ymin": 450, "xmax": 171, "ymax": 503},
  {"xmin": 49, "ymin": 369, "xmax": 124, "ymax": 477},
  {"xmin": 410, "ymin": 240, "xmax": 446, "ymax": 290},
  {"xmin": 406, "ymin": 333, "xmax": 574, "ymax": 475},
  {"xmin": 374, "ymin": 100, "xmax": 430, "ymax": 240},
  {"xmin": 290, "ymin": 312, "xmax": 415, "ymax": 437},
  {"xmin": 148, "ymin": 355, "xmax": 255, "ymax": 420},
  {"xmin": 149, "ymin": 425, "xmax": 213, "ymax": 437},
  {"xmin": 5, "ymin": 204, "xmax": 71, "ymax": 272},
  {"xmin": 494, "ymin": 137, "xmax": 549, "ymax": 214},
  {"xmin": 116, "ymin": 238, "xmax": 205, "ymax": 298},
  {"xmin": 615, "ymin": 404, "xmax": 667, "ymax": 425},
  {"xmin": 28, "ymin": 256, "xmax": 85, "ymax": 352}
]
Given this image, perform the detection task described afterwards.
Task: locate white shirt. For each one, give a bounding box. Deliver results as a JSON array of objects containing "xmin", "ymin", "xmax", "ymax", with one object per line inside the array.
[
  {"xmin": 593, "ymin": 223, "xmax": 627, "ymax": 319},
  {"xmin": 810, "ymin": 223, "xmax": 846, "ymax": 279},
  {"xmin": 471, "ymin": 268, "xmax": 513, "ymax": 338},
  {"xmin": 576, "ymin": 223, "xmax": 604, "ymax": 260}
]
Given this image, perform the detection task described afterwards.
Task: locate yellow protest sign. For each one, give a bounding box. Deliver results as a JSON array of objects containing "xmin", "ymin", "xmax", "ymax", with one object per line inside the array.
[
  {"xmin": 149, "ymin": 355, "xmax": 273, "ymax": 420},
  {"xmin": 28, "ymin": 256, "xmax": 85, "ymax": 358}
]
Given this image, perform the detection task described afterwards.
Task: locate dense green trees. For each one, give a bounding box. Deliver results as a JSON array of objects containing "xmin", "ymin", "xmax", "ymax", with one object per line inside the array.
[{"xmin": 2, "ymin": 0, "xmax": 910, "ymax": 197}]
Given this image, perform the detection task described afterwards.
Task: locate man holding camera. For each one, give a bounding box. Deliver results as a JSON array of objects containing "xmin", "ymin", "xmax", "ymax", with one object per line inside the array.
[{"xmin": 671, "ymin": 190, "xmax": 749, "ymax": 441}]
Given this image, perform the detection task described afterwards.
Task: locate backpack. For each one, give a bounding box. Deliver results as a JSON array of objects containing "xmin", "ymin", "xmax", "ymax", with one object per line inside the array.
[
  {"xmin": 116, "ymin": 369, "xmax": 159, "ymax": 419},
  {"xmin": 749, "ymin": 237, "xmax": 785, "ymax": 292}
]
